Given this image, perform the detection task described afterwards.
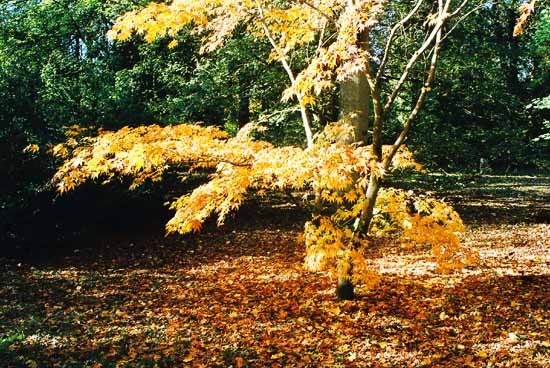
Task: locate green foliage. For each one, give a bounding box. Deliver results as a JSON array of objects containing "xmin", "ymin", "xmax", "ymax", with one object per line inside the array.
[
  {"xmin": 0, "ymin": 0, "xmax": 295, "ymax": 243},
  {"xmin": 379, "ymin": 1, "xmax": 550, "ymax": 172}
]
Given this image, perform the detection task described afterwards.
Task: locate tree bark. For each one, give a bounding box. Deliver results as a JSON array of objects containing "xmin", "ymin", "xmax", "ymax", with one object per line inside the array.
[
  {"xmin": 359, "ymin": 172, "xmax": 382, "ymax": 232},
  {"xmin": 340, "ymin": 31, "xmax": 370, "ymax": 144},
  {"xmin": 335, "ymin": 32, "xmax": 371, "ymax": 300},
  {"xmin": 339, "ymin": 72, "xmax": 370, "ymax": 143},
  {"xmin": 299, "ymin": 104, "xmax": 314, "ymax": 148},
  {"xmin": 336, "ymin": 276, "xmax": 355, "ymax": 300}
]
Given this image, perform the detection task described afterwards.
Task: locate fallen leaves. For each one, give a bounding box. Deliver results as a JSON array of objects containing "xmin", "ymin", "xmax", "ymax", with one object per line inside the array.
[{"xmin": 0, "ymin": 189, "xmax": 549, "ymax": 367}]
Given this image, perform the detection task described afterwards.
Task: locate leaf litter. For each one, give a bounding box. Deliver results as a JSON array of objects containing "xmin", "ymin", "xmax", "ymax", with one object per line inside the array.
[{"xmin": 1, "ymin": 178, "xmax": 549, "ymax": 367}]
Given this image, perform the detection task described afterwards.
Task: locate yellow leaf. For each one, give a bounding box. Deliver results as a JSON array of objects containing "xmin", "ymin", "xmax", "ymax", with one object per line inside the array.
[
  {"xmin": 271, "ymin": 352, "xmax": 284, "ymax": 359},
  {"xmin": 134, "ymin": 158, "xmax": 144, "ymax": 172},
  {"xmin": 52, "ymin": 144, "xmax": 68, "ymax": 157},
  {"xmin": 168, "ymin": 40, "xmax": 179, "ymax": 49},
  {"xmin": 23, "ymin": 144, "xmax": 40, "ymax": 154},
  {"xmin": 476, "ymin": 351, "xmax": 488, "ymax": 358}
]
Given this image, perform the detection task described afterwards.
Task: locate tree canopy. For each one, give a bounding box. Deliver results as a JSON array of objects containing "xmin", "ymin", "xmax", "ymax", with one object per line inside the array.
[{"xmin": 47, "ymin": 0, "xmax": 493, "ymax": 298}]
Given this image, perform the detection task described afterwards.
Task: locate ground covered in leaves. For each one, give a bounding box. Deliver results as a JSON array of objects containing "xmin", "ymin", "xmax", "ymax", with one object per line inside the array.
[{"xmin": 1, "ymin": 175, "xmax": 549, "ymax": 367}]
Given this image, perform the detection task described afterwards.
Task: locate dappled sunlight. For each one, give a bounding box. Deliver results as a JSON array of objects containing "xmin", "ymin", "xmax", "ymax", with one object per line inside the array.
[
  {"xmin": 2, "ymin": 215, "xmax": 549, "ymax": 367},
  {"xmin": 1, "ymin": 178, "xmax": 549, "ymax": 366}
]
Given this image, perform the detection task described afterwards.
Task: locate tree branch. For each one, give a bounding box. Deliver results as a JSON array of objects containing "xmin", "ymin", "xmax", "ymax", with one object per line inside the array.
[
  {"xmin": 382, "ymin": 0, "xmax": 454, "ymax": 116},
  {"xmin": 383, "ymin": 15, "xmax": 445, "ymax": 169},
  {"xmin": 442, "ymin": 1, "xmax": 486, "ymax": 42},
  {"xmin": 375, "ymin": 0, "xmax": 424, "ymax": 85},
  {"xmin": 298, "ymin": 0, "xmax": 331, "ymax": 20},
  {"xmin": 254, "ymin": 0, "xmax": 314, "ymax": 147}
]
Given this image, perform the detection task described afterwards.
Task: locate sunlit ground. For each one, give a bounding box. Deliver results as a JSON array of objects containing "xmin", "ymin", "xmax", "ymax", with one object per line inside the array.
[{"xmin": 1, "ymin": 176, "xmax": 549, "ymax": 367}]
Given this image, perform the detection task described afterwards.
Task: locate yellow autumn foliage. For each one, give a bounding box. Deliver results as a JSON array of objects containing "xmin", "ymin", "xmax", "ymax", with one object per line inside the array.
[
  {"xmin": 107, "ymin": 0, "xmax": 385, "ymax": 108},
  {"xmin": 57, "ymin": 0, "xmax": 479, "ymax": 288},
  {"xmin": 53, "ymin": 122, "xmax": 476, "ymax": 287}
]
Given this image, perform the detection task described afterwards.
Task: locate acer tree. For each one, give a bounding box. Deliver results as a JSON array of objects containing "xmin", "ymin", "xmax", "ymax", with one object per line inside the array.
[
  {"xmin": 52, "ymin": 0, "xmax": 481, "ymax": 299},
  {"xmin": 53, "ymin": 123, "xmax": 476, "ymax": 299},
  {"xmin": 106, "ymin": 0, "xmax": 476, "ymax": 224}
]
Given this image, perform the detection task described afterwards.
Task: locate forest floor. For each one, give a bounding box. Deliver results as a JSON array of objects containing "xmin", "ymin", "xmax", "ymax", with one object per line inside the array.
[{"xmin": 1, "ymin": 174, "xmax": 549, "ymax": 367}]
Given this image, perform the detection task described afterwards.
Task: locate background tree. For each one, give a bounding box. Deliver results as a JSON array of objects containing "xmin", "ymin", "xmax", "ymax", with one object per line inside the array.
[{"xmin": 404, "ymin": 0, "xmax": 549, "ymax": 171}]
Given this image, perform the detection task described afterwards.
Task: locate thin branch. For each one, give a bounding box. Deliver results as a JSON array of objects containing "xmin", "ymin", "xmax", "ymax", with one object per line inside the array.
[
  {"xmin": 299, "ymin": 0, "xmax": 331, "ymax": 20},
  {"xmin": 382, "ymin": 24, "xmax": 440, "ymax": 115},
  {"xmin": 257, "ymin": 107, "xmax": 301, "ymax": 122},
  {"xmin": 164, "ymin": 153, "xmax": 253, "ymax": 169},
  {"xmin": 364, "ymin": 56, "xmax": 384, "ymax": 157},
  {"xmin": 254, "ymin": 3, "xmax": 296, "ymax": 83},
  {"xmin": 382, "ymin": 0, "xmax": 454, "ymax": 116},
  {"xmin": 375, "ymin": 0, "xmax": 424, "ymax": 85},
  {"xmin": 317, "ymin": 18, "xmax": 327, "ymax": 51},
  {"xmin": 384, "ymin": 19, "xmax": 444, "ymax": 169},
  {"xmin": 442, "ymin": 1, "xmax": 485, "ymax": 42},
  {"xmin": 450, "ymin": 0, "xmax": 469, "ymax": 16},
  {"xmin": 254, "ymin": 1, "xmax": 314, "ymax": 147}
]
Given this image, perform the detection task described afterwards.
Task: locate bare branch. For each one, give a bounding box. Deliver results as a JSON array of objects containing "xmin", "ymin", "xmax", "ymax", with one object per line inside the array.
[
  {"xmin": 375, "ymin": 0, "xmax": 424, "ymax": 85},
  {"xmin": 450, "ymin": 0, "xmax": 469, "ymax": 17},
  {"xmin": 382, "ymin": 0, "xmax": 454, "ymax": 116},
  {"xmin": 254, "ymin": 1, "xmax": 314, "ymax": 147},
  {"xmin": 364, "ymin": 58, "xmax": 384, "ymax": 158},
  {"xmin": 384, "ymin": 21, "xmax": 444, "ymax": 169},
  {"xmin": 317, "ymin": 18, "xmax": 327, "ymax": 51},
  {"xmin": 442, "ymin": 1, "xmax": 485, "ymax": 42},
  {"xmin": 382, "ymin": 21, "xmax": 442, "ymax": 116},
  {"xmin": 254, "ymin": 3, "xmax": 295, "ymax": 83}
]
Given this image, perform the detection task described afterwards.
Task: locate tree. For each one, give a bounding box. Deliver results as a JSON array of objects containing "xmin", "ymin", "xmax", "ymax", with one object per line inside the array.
[{"xmin": 54, "ymin": 0, "xmax": 481, "ymax": 299}]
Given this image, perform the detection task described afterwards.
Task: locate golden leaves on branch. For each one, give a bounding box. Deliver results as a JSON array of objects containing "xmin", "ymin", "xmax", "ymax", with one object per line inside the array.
[
  {"xmin": 23, "ymin": 144, "xmax": 40, "ymax": 154},
  {"xmin": 53, "ymin": 122, "xmax": 473, "ymax": 288},
  {"xmin": 372, "ymin": 189, "xmax": 478, "ymax": 272},
  {"xmin": 53, "ymin": 123, "xmax": 231, "ymax": 193},
  {"xmin": 107, "ymin": 1, "xmax": 385, "ymax": 107},
  {"xmin": 303, "ymin": 186, "xmax": 475, "ymax": 286},
  {"xmin": 513, "ymin": 0, "xmax": 537, "ymax": 37}
]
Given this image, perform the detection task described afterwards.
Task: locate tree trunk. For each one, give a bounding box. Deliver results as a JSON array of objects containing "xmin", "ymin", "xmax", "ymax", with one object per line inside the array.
[
  {"xmin": 335, "ymin": 32, "xmax": 371, "ymax": 300},
  {"xmin": 299, "ymin": 104, "xmax": 314, "ymax": 148},
  {"xmin": 336, "ymin": 276, "xmax": 355, "ymax": 300},
  {"xmin": 339, "ymin": 31, "xmax": 370, "ymax": 144},
  {"xmin": 360, "ymin": 171, "xmax": 382, "ymax": 231},
  {"xmin": 492, "ymin": 3, "xmax": 521, "ymax": 96},
  {"xmin": 339, "ymin": 72, "xmax": 370, "ymax": 143},
  {"xmin": 237, "ymin": 73, "xmax": 250, "ymax": 128}
]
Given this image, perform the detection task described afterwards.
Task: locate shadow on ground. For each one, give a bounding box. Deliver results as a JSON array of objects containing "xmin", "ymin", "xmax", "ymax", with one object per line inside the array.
[{"xmin": 1, "ymin": 174, "xmax": 549, "ymax": 367}]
